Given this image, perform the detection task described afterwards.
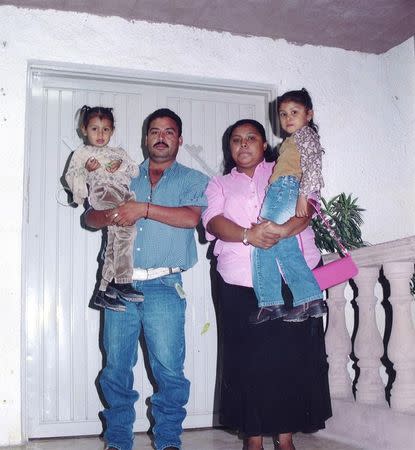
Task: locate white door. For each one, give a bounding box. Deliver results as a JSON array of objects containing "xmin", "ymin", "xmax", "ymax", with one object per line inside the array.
[{"xmin": 24, "ymin": 64, "xmax": 274, "ymax": 438}]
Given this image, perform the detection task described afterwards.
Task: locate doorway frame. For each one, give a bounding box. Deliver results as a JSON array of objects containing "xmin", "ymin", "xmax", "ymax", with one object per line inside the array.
[{"xmin": 22, "ymin": 59, "xmax": 277, "ymax": 440}]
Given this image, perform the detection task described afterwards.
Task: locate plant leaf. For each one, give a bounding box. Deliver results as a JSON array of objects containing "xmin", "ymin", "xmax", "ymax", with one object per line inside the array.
[{"xmin": 312, "ymin": 192, "xmax": 368, "ymax": 253}]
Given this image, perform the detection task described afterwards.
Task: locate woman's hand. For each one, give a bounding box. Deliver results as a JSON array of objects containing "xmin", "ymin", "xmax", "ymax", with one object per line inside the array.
[
  {"xmin": 206, "ymin": 214, "xmax": 308, "ymax": 249},
  {"xmin": 85, "ymin": 157, "xmax": 101, "ymax": 172},
  {"xmin": 248, "ymin": 221, "xmax": 283, "ymax": 249},
  {"xmin": 249, "ymin": 203, "xmax": 314, "ymax": 248},
  {"xmin": 258, "ymin": 207, "xmax": 313, "ymax": 245},
  {"xmin": 295, "ymin": 195, "xmax": 309, "ymax": 218}
]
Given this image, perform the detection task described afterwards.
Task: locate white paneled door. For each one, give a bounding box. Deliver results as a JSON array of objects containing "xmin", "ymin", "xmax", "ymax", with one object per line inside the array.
[{"xmin": 24, "ymin": 64, "xmax": 273, "ymax": 438}]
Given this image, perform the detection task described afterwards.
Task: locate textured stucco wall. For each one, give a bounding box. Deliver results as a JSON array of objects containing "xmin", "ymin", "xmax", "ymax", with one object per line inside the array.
[{"xmin": 0, "ymin": 5, "xmax": 414, "ymax": 445}]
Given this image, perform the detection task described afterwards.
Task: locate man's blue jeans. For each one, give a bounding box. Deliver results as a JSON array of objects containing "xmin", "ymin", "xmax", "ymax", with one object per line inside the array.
[
  {"xmin": 99, "ymin": 273, "xmax": 190, "ymax": 450},
  {"xmin": 252, "ymin": 176, "xmax": 322, "ymax": 307}
]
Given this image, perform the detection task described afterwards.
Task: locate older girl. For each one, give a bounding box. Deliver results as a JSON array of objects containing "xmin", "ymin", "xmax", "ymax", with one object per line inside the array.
[{"xmin": 251, "ymin": 88, "xmax": 326, "ymax": 325}]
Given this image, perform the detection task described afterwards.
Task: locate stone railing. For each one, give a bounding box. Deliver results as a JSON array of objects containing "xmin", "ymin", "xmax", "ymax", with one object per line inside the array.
[{"xmin": 322, "ymin": 236, "xmax": 415, "ymax": 449}]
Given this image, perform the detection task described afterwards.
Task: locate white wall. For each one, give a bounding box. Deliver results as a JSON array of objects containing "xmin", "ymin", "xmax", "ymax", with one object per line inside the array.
[{"xmin": 0, "ymin": 5, "xmax": 414, "ymax": 445}]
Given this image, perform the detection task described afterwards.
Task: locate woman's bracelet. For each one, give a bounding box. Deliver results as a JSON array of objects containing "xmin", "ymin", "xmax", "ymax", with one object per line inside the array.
[
  {"xmin": 145, "ymin": 202, "xmax": 150, "ymax": 219},
  {"xmin": 242, "ymin": 227, "xmax": 250, "ymax": 246}
]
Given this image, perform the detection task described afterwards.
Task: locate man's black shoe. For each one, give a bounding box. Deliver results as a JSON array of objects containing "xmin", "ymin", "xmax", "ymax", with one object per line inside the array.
[
  {"xmin": 94, "ymin": 290, "xmax": 126, "ymax": 312},
  {"xmin": 249, "ymin": 305, "xmax": 288, "ymax": 325},
  {"xmin": 109, "ymin": 282, "xmax": 144, "ymax": 302}
]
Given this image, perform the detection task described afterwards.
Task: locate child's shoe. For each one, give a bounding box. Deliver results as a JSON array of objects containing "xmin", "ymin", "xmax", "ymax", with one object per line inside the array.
[
  {"xmin": 307, "ymin": 299, "xmax": 328, "ymax": 318},
  {"xmin": 94, "ymin": 290, "xmax": 126, "ymax": 312},
  {"xmin": 283, "ymin": 299, "xmax": 327, "ymax": 322},
  {"xmin": 109, "ymin": 282, "xmax": 144, "ymax": 302},
  {"xmin": 249, "ymin": 305, "xmax": 288, "ymax": 325}
]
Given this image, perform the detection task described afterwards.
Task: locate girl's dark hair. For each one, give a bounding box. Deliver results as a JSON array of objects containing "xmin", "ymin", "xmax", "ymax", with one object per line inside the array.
[
  {"xmin": 80, "ymin": 105, "xmax": 115, "ymax": 129},
  {"xmin": 222, "ymin": 119, "xmax": 273, "ymax": 175},
  {"xmin": 276, "ymin": 88, "xmax": 319, "ymax": 138}
]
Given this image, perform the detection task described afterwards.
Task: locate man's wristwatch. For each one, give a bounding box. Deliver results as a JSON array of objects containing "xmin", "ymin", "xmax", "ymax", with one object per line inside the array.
[{"xmin": 242, "ymin": 228, "xmax": 250, "ymax": 246}]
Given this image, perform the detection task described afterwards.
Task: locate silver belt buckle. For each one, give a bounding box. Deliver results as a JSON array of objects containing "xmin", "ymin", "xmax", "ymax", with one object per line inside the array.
[{"xmin": 133, "ymin": 267, "xmax": 182, "ymax": 281}]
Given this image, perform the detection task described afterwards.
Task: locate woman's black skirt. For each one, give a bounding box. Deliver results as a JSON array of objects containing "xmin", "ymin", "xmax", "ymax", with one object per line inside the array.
[{"xmin": 215, "ymin": 271, "xmax": 332, "ymax": 437}]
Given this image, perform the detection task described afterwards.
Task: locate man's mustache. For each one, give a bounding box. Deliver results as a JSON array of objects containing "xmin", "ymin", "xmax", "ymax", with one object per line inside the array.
[{"xmin": 155, "ymin": 141, "xmax": 168, "ymax": 147}]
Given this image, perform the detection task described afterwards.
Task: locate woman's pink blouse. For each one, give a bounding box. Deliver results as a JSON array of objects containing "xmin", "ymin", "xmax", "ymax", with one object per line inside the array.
[{"xmin": 202, "ymin": 160, "xmax": 321, "ymax": 287}]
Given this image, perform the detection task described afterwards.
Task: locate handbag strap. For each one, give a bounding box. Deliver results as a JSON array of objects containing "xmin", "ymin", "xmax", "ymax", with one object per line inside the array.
[
  {"xmin": 298, "ymin": 232, "xmax": 304, "ymax": 254},
  {"xmin": 310, "ymin": 200, "xmax": 349, "ymax": 255}
]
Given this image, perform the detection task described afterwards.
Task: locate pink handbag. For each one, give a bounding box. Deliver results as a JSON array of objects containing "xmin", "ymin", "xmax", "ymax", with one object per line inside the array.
[
  {"xmin": 300, "ymin": 206, "xmax": 359, "ymax": 290},
  {"xmin": 312, "ymin": 254, "xmax": 358, "ymax": 290}
]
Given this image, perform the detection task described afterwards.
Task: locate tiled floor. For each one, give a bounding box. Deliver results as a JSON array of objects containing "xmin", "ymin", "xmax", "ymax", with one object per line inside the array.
[{"xmin": 6, "ymin": 428, "xmax": 364, "ymax": 450}]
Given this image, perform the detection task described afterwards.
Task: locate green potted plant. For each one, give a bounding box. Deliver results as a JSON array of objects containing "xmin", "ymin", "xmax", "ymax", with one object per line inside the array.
[{"xmin": 311, "ymin": 192, "xmax": 367, "ymax": 254}]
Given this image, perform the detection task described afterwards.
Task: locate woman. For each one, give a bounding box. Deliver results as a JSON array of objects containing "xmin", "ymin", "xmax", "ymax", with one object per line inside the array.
[{"xmin": 202, "ymin": 119, "xmax": 331, "ymax": 450}]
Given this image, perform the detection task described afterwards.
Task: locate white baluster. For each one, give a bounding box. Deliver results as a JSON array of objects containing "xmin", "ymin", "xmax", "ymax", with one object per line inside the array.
[
  {"xmin": 354, "ymin": 266, "xmax": 386, "ymax": 405},
  {"xmin": 326, "ymin": 281, "xmax": 353, "ymax": 398},
  {"xmin": 383, "ymin": 262, "xmax": 415, "ymax": 413}
]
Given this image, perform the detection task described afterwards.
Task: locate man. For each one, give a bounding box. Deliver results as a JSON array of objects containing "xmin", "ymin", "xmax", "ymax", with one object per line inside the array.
[{"xmin": 85, "ymin": 108, "xmax": 209, "ymax": 450}]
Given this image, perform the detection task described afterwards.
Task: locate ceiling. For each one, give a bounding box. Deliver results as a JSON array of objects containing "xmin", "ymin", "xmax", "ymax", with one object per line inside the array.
[{"xmin": 3, "ymin": 0, "xmax": 415, "ymax": 54}]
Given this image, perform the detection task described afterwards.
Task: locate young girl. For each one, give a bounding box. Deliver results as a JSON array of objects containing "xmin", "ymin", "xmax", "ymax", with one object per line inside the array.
[
  {"xmin": 250, "ymin": 88, "xmax": 326, "ymax": 324},
  {"xmin": 65, "ymin": 105, "xmax": 143, "ymax": 312}
]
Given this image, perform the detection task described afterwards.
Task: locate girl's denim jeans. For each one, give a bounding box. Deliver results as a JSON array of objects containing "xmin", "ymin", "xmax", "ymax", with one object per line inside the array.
[{"xmin": 252, "ymin": 176, "xmax": 322, "ymax": 307}]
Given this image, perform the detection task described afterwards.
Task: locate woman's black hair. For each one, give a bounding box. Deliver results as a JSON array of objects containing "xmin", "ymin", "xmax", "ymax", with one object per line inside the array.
[
  {"xmin": 222, "ymin": 119, "xmax": 274, "ymax": 175},
  {"xmin": 276, "ymin": 88, "xmax": 319, "ymax": 139},
  {"xmin": 80, "ymin": 105, "xmax": 115, "ymax": 129}
]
